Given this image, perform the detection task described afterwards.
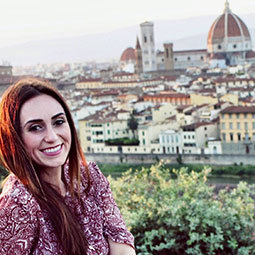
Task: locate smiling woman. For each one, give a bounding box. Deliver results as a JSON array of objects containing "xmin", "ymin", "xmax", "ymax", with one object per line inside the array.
[{"xmin": 0, "ymin": 78, "xmax": 135, "ymax": 255}]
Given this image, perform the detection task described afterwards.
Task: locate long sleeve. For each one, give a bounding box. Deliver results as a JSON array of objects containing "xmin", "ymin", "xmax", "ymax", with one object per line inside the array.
[
  {"xmin": 0, "ymin": 180, "xmax": 39, "ymax": 254},
  {"xmin": 88, "ymin": 162, "xmax": 135, "ymax": 249}
]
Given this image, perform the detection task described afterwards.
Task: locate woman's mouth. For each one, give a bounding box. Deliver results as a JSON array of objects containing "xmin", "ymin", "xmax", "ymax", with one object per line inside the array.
[{"xmin": 41, "ymin": 144, "xmax": 62, "ymax": 155}]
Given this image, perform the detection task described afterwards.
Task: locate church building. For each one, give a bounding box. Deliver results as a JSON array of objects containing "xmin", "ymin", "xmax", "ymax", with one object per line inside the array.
[{"xmin": 120, "ymin": 0, "xmax": 255, "ymax": 73}]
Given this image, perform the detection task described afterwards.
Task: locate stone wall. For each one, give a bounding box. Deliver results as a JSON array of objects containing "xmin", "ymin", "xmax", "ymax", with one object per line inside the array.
[{"xmin": 85, "ymin": 153, "xmax": 255, "ymax": 165}]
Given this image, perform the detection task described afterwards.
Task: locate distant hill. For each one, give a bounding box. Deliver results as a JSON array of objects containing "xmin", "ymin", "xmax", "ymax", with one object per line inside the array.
[{"xmin": 0, "ymin": 14, "xmax": 254, "ymax": 66}]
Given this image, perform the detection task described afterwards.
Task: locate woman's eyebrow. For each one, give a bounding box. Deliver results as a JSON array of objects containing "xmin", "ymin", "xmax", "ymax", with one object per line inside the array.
[
  {"xmin": 52, "ymin": 112, "xmax": 66, "ymax": 120},
  {"xmin": 23, "ymin": 112, "xmax": 66, "ymax": 128}
]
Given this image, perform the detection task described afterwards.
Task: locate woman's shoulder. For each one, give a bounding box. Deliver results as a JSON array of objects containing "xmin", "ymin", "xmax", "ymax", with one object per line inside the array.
[
  {"xmin": 79, "ymin": 162, "xmax": 109, "ymax": 193},
  {"xmin": 0, "ymin": 174, "xmax": 40, "ymax": 212}
]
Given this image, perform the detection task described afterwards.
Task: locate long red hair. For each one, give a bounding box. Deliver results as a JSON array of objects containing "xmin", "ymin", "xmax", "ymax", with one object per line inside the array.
[{"xmin": 0, "ymin": 78, "xmax": 90, "ymax": 254}]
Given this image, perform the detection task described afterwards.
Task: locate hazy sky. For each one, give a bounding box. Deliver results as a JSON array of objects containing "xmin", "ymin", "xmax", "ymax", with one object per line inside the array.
[{"xmin": 0, "ymin": 0, "xmax": 254, "ymax": 48}]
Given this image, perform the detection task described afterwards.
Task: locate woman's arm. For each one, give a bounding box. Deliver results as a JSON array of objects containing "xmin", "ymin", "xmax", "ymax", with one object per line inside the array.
[{"xmin": 108, "ymin": 239, "xmax": 136, "ymax": 255}]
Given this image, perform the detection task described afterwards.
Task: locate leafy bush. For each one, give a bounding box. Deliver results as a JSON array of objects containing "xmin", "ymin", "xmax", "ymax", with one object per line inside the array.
[
  {"xmin": 105, "ymin": 137, "xmax": 139, "ymax": 146},
  {"xmin": 109, "ymin": 162, "xmax": 255, "ymax": 254}
]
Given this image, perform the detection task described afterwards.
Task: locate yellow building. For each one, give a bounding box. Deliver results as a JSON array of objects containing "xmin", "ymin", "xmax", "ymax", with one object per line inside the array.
[
  {"xmin": 190, "ymin": 94, "xmax": 217, "ymax": 105},
  {"xmin": 190, "ymin": 93, "xmax": 238, "ymax": 106},
  {"xmin": 219, "ymin": 106, "xmax": 255, "ymax": 142}
]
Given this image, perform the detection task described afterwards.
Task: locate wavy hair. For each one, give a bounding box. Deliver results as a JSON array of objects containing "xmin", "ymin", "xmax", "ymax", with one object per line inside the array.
[{"xmin": 0, "ymin": 78, "xmax": 89, "ymax": 254}]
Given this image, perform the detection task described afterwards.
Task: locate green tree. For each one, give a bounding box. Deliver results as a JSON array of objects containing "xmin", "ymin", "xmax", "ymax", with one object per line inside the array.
[
  {"xmin": 109, "ymin": 162, "xmax": 255, "ymax": 254},
  {"xmin": 127, "ymin": 112, "xmax": 138, "ymax": 138}
]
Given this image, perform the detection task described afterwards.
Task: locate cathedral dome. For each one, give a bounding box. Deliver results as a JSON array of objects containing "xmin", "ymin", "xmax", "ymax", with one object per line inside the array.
[
  {"xmin": 207, "ymin": 0, "xmax": 252, "ymax": 54},
  {"xmin": 120, "ymin": 47, "xmax": 136, "ymax": 62}
]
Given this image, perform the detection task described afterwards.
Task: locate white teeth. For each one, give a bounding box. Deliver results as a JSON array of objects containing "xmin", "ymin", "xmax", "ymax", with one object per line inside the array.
[{"xmin": 43, "ymin": 145, "xmax": 61, "ymax": 153}]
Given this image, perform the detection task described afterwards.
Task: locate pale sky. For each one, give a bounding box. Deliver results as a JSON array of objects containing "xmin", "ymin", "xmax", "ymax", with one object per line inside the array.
[{"xmin": 0, "ymin": 0, "xmax": 254, "ymax": 48}]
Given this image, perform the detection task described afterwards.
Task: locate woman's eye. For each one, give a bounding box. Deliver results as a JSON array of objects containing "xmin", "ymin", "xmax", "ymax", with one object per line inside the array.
[
  {"xmin": 28, "ymin": 125, "xmax": 42, "ymax": 132},
  {"xmin": 54, "ymin": 119, "xmax": 66, "ymax": 126}
]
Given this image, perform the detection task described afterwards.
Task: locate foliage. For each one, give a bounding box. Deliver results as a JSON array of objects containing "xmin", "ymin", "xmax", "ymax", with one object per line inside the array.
[
  {"xmin": 127, "ymin": 113, "xmax": 138, "ymax": 138},
  {"xmin": 109, "ymin": 162, "xmax": 255, "ymax": 254},
  {"xmin": 105, "ymin": 137, "xmax": 139, "ymax": 146}
]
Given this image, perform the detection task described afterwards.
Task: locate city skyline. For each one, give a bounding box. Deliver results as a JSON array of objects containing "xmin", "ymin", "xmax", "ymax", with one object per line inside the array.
[{"xmin": 1, "ymin": 0, "xmax": 254, "ymax": 49}]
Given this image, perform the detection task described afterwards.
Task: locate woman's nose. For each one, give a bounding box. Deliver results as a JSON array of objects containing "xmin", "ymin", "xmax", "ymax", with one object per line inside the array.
[{"xmin": 44, "ymin": 127, "xmax": 58, "ymax": 142}]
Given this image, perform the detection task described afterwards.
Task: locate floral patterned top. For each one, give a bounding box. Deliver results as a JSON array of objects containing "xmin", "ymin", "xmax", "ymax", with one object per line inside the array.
[{"xmin": 0, "ymin": 162, "xmax": 134, "ymax": 254}]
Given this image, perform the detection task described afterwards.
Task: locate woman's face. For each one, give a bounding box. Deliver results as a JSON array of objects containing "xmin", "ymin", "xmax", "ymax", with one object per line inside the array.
[{"xmin": 19, "ymin": 94, "xmax": 71, "ymax": 172}]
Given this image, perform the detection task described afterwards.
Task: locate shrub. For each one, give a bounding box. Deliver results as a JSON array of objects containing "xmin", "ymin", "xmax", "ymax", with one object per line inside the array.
[
  {"xmin": 109, "ymin": 162, "xmax": 255, "ymax": 254},
  {"xmin": 105, "ymin": 137, "xmax": 139, "ymax": 146}
]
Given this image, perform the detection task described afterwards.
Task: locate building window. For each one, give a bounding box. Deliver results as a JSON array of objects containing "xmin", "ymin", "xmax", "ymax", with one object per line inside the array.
[
  {"xmin": 252, "ymin": 113, "xmax": 255, "ymax": 119},
  {"xmin": 244, "ymin": 113, "xmax": 247, "ymax": 119},
  {"xmin": 253, "ymin": 122, "xmax": 255, "ymax": 129},
  {"xmin": 229, "ymin": 113, "xmax": 232, "ymax": 119},
  {"xmin": 253, "ymin": 133, "xmax": 255, "ymax": 141},
  {"xmin": 144, "ymin": 36, "xmax": 147, "ymax": 43},
  {"xmin": 237, "ymin": 122, "xmax": 240, "ymax": 129},
  {"xmin": 229, "ymin": 122, "xmax": 233, "ymax": 129},
  {"xmin": 187, "ymin": 57, "xmax": 191, "ymax": 61},
  {"xmin": 201, "ymin": 56, "xmax": 204, "ymax": 60},
  {"xmin": 218, "ymin": 45, "xmax": 222, "ymax": 49},
  {"xmin": 143, "ymin": 139, "xmax": 146, "ymax": 145},
  {"xmin": 230, "ymin": 133, "xmax": 233, "ymax": 141},
  {"xmin": 150, "ymin": 35, "xmax": 153, "ymax": 42},
  {"xmin": 236, "ymin": 113, "xmax": 239, "ymax": 119},
  {"xmin": 222, "ymin": 122, "xmax": 225, "ymax": 129},
  {"xmin": 222, "ymin": 133, "xmax": 226, "ymax": 141},
  {"xmin": 175, "ymin": 58, "xmax": 177, "ymax": 61},
  {"xmin": 245, "ymin": 122, "xmax": 248, "ymax": 130},
  {"xmin": 238, "ymin": 133, "xmax": 241, "ymax": 141},
  {"xmin": 233, "ymin": 44, "xmax": 237, "ymax": 49},
  {"xmin": 222, "ymin": 114, "xmax": 225, "ymax": 119}
]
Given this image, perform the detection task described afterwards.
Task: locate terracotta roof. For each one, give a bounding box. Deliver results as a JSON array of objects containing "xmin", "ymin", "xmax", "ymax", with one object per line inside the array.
[
  {"xmin": 120, "ymin": 47, "xmax": 136, "ymax": 62},
  {"xmin": 208, "ymin": 7, "xmax": 251, "ymax": 44},
  {"xmin": 210, "ymin": 53, "xmax": 225, "ymax": 60},
  {"xmin": 78, "ymin": 78, "xmax": 101, "ymax": 82},
  {"xmin": 221, "ymin": 106, "xmax": 255, "ymax": 114},
  {"xmin": 174, "ymin": 49, "xmax": 207, "ymax": 54},
  {"xmin": 144, "ymin": 93, "xmax": 190, "ymax": 99},
  {"xmin": 182, "ymin": 122, "xmax": 214, "ymax": 130}
]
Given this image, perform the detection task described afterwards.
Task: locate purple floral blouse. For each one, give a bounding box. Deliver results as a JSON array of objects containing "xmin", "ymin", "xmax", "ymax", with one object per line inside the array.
[{"xmin": 0, "ymin": 162, "xmax": 134, "ymax": 254}]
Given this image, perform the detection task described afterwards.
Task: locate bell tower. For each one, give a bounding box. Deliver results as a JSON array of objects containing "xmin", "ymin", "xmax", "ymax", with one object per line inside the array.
[{"xmin": 140, "ymin": 21, "xmax": 157, "ymax": 72}]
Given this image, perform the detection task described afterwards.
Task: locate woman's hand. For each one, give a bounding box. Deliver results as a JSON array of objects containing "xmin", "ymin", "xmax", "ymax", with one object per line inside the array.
[{"xmin": 108, "ymin": 238, "xmax": 136, "ymax": 255}]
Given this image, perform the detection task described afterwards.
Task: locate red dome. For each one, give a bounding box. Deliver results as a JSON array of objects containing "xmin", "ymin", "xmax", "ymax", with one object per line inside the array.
[
  {"xmin": 120, "ymin": 47, "xmax": 136, "ymax": 62},
  {"xmin": 207, "ymin": 1, "xmax": 251, "ymax": 48}
]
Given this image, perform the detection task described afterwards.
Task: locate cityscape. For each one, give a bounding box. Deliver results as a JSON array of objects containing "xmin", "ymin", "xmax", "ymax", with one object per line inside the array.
[
  {"xmin": 1, "ymin": 1, "xmax": 255, "ymax": 254},
  {"xmin": 0, "ymin": 1, "xmax": 254, "ymax": 165}
]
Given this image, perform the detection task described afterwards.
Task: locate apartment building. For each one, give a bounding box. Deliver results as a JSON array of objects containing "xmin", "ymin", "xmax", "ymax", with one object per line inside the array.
[
  {"xmin": 78, "ymin": 115, "xmax": 130, "ymax": 153},
  {"xmin": 181, "ymin": 122, "xmax": 218, "ymax": 154},
  {"xmin": 220, "ymin": 106, "xmax": 255, "ymax": 143},
  {"xmin": 143, "ymin": 93, "xmax": 190, "ymax": 105},
  {"xmin": 159, "ymin": 130, "xmax": 182, "ymax": 154}
]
